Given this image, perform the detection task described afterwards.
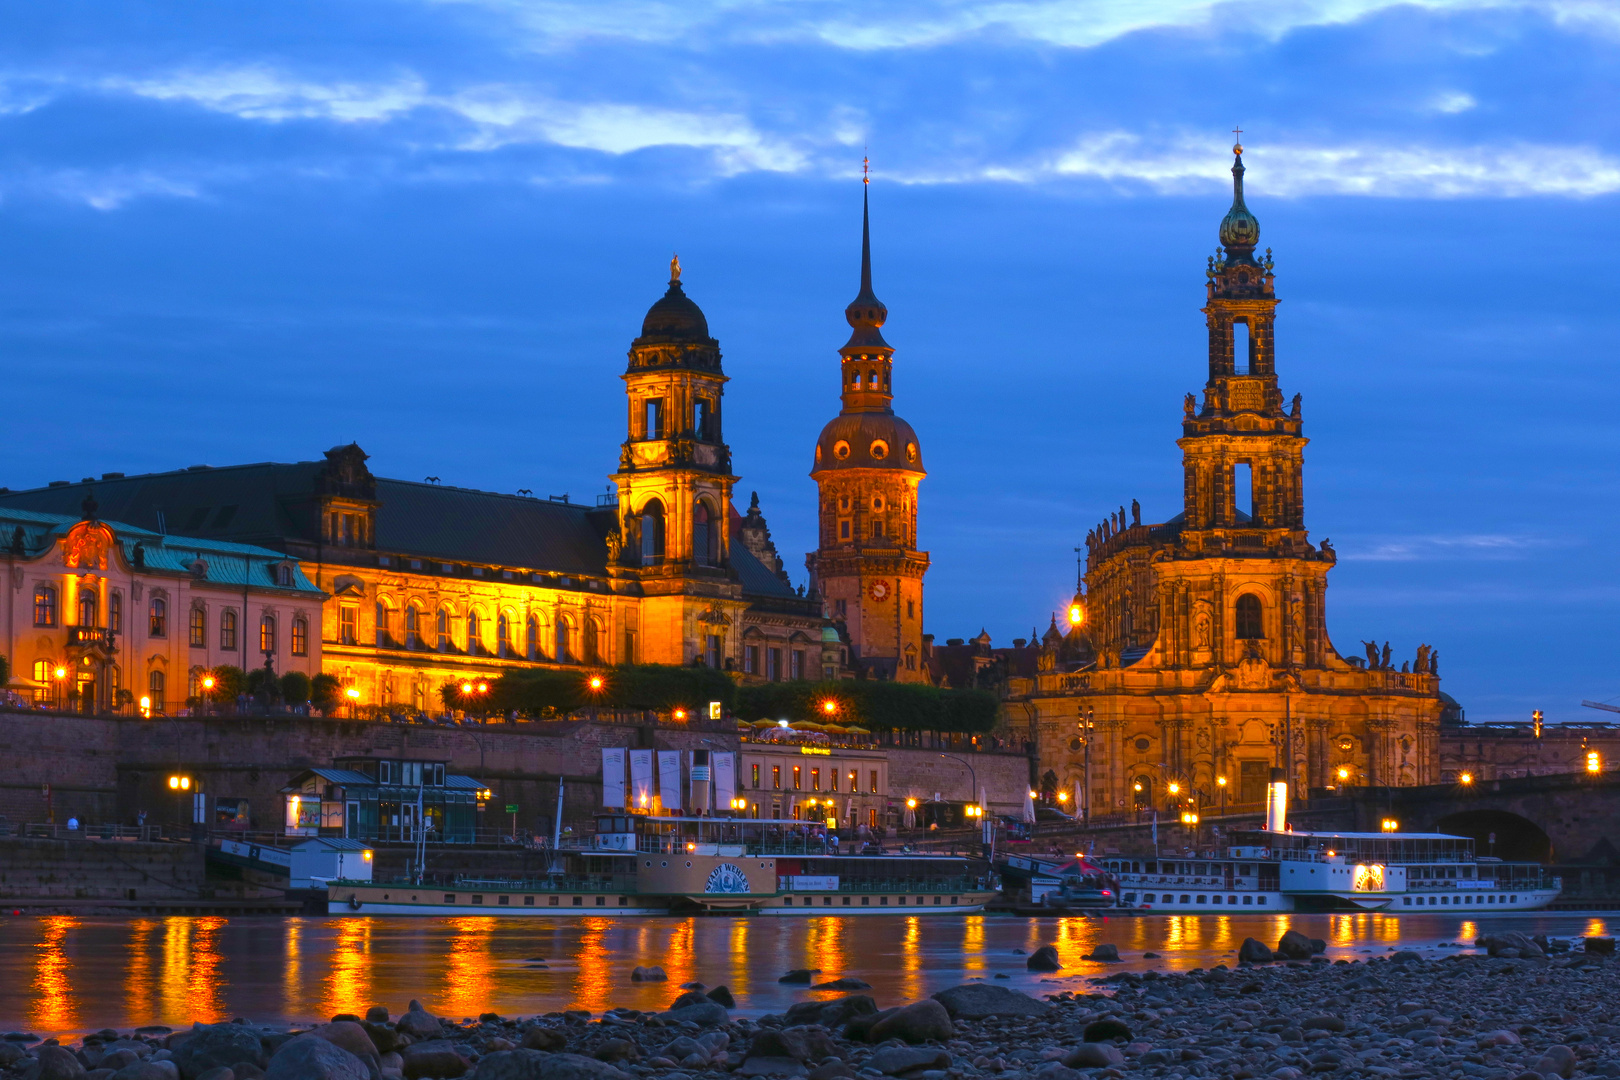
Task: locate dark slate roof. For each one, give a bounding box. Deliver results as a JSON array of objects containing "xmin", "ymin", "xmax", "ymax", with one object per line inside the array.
[{"xmin": 0, "ymin": 462, "xmax": 801, "ymax": 603}]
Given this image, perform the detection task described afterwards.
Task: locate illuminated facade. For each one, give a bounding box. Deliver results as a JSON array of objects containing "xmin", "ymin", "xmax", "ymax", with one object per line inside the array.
[
  {"xmin": 806, "ymin": 179, "xmax": 930, "ymax": 681},
  {"xmin": 0, "ymin": 498, "xmax": 322, "ymax": 713},
  {"xmin": 0, "ymin": 268, "xmax": 822, "ymax": 706},
  {"xmin": 1008, "ymin": 144, "xmax": 1445, "ymax": 813}
]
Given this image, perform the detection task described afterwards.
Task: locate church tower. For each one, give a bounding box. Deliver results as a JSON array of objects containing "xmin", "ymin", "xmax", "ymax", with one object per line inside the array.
[
  {"xmin": 610, "ymin": 258, "xmax": 747, "ymax": 666},
  {"xmin": 806, "ymin": 174, "xmax": 930, "ymax": 681}
]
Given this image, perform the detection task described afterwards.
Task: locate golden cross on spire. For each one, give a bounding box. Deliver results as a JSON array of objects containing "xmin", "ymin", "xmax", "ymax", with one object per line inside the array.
[{"xmin": 1232, "ymin": 125, "xmax": 1244, "ymax": 154}]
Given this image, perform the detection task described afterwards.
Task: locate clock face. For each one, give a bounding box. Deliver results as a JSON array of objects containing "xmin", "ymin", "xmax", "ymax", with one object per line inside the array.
[{"xmin": 869, "ymin": 580, "xmax": 891, "ymax": 602}]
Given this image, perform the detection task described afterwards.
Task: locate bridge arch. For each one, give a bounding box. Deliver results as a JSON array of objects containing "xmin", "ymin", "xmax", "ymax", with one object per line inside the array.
[{"xmin": 1435, "ymin": 809, "xmax": 1553, "ymax": 863}]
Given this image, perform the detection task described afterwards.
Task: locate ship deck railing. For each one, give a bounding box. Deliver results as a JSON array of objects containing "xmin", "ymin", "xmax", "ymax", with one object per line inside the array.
[{"xmin": 352, "ymin": 875, "xmax": 640, "ymax": 893}]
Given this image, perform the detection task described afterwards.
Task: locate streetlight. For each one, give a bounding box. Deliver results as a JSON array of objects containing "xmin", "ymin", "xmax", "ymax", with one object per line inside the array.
[
  {"xmin": 168, "ymin": 775, "xmax": 192, "ymax": 834},
  {"xmin": 1077, "ymin": 708, "xmax": 1094, "ymax": 826},
  {"xmin": 821, "ymin": 699, "xmax": 838, "ymax": 716},
  {"xmin": 1381, "ymin": 818, "xmax": 1399, "ymax": 832},
  {"xmin": 1335, "ymin": 766, "xmax": 1351, "ymax": 787},
  {"xmin": 1216, "ymin": 775, "xmax": 1227, "ymax": 815},
  {"xmin": 673, "ymin": 708, "xmax": 687, "ymax": 721},
  {"xmin": 1587, "ymin": 750, "xmax": 1602, "ymax": 775},
  {"xmin": 1459, "ymin": 772, "xmax": 1473, "ymax": 786},
  {"xmin": 906, "ymin": 796, "xmax": 917, "ymax": 837},
  {"xmin": 53, "ymin": 666, "xmax": 66, "ymax": 710},
  {"xmin": 587, "ymin": 674, "xmax": 603, "ymax": 721}
]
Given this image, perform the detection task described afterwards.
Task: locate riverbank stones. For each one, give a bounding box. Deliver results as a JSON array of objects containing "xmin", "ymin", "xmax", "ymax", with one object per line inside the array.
[
  {"xmin": 1026, "ymin": 946, "xmax": 1062, "ymax": 972},
  {"xmin": 173, "ymin": 1024, "xmax": 267, "ymax": 1079},
  {"xmin": 471, "ymin": 1050, "xmax": 631, "ymax": 1080},
  {"xmin": 1083, "ymin": 944, "xmax": 1121, "ymax": 962},
  {"xmin": 932, "ymin": 984, "xmax": 1048, "ymax": 1020},
  {"xmin": 263, "ymin": 1035, "xmax": 368, "ymax": 1080},
  {"xmin": 1239, "ymin": 938, "xmax": 1275, "ymax": 963}
]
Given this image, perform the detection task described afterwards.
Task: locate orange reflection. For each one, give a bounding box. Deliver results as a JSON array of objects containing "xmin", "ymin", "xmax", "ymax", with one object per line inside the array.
[
  {"xmin": 322, "ymin": 919, "xmax": 374, "ymax": 1018},
  {"xmin": 30, "ymin": 916, "xmax": 80, "ymax": 1033},
  {"xmin": 898, "ymin": 917, "xmax": 923, "ymax": 1002},
  {"xmin": 125, "ymin": 919, "xmax": 157, "ymax": 1025},
  {"xmin": 573, "ymin": 918, "xmax": 614, "ymax": 1015},
  {"xmin": 441, "ymin": 918, "xmax": 495, "ymax": 1020},
  {"xmin": 805, "ymin": 916, "xmax": 846, "ymax": 981},
  {"xmin": 189, "ymin": 917, "xmax": 227, "ymax": 1023},
  {"xmin": 284, "ymin": 918, "xmax": 305, "ymax": 1019}
]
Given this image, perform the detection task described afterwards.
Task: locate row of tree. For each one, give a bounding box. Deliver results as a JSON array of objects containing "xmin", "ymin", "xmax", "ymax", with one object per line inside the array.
[{"xmin": 444, "ymin": 664, "xmax": 1000, "ymax": 733}]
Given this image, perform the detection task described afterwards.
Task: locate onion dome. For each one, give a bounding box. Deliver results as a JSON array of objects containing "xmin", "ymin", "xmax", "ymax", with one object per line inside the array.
[
  {"xmin": 813, "ymin": 412, "xmax": 924, "ymax": 474},
  {"xmin": 636, "ymin": 255, "xmax": 712, "ymax": 344},
  {"xmin": 1219, "ymin": 142, "xmax": 1260, "ymax": 262}
]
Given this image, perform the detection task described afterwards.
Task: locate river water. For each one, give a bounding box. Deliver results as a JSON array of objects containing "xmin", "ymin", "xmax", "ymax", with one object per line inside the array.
[{"xmin": 1, "ymin": 912, "xmax": 1612, "ymax": 1040}]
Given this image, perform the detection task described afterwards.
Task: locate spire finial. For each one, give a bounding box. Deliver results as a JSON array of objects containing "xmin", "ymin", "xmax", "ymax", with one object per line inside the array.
[
  {"xmin": 670, "ymin": 253, "xmax": 681, "ymax": 283},
  {"xmin": 1232, "ymin": 125, "xmax": 1243, "ymax": 155}
]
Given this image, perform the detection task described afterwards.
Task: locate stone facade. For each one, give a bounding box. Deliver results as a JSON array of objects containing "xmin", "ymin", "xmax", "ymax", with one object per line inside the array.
[
  {"xmin": 806, "ymin": 180, "xmax": 930, "ymax": 682},
  {"xmin": 0, "ymin": 502, "xmax": 323, "ymax": 715},
  {"xmin": 1006, "ymin": 145, "xmax": 1445, "ymax": 819}
]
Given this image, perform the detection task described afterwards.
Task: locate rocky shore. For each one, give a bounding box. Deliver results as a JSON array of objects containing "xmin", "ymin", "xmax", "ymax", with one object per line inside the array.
[{"xmin": 2, "ymin": 931, "xmax": 1616, "ymax": 1080}]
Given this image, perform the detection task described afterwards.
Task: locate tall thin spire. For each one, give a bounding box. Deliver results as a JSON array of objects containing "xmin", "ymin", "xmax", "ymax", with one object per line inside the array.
[{"xmin": 860, "ymin": 155, "xmax": 872, "ymax": 297}]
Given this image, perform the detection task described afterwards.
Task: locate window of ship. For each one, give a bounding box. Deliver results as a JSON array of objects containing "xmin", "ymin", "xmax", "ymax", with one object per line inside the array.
[
  {"xmin": 1243, "ymin": 896, "xmax": 1252, "ymax": 904},
  {"xmin": 1124, "ymin": 893, "xmax": 1136, "ymax": 902},
  {"xmin": 1257, "ymin": 896, "xmax": 1267, "ymax": 904},
  {"xmin": 1180, "ymin": 895, "xmax": 1190, "ymax": 903}
]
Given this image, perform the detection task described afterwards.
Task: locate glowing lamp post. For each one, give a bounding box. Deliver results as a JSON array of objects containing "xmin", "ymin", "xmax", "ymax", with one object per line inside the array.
[
  {"xmin": 1381, "ymin": 818, "xmax": 1399, "ymax": 832},
  {"xmin": 167, "ymin": 774, "xmax": 192, "ymax": 834},
  {"xmin": 1588, "ymin": 750, "xmax": 1602, "ymax": 775},
  {"xmin": 1459, "ymin": 772, "xmax": 1473, "ymax": 786},
  {"xmin": 1216, "ymin": 775, "xmax": 1227, "ymax": 815}
]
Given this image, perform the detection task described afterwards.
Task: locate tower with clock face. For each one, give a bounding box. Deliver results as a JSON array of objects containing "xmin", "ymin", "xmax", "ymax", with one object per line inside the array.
[{"xmin": 805, "ymin": 176, "xmax": 930, "ymax": 682}]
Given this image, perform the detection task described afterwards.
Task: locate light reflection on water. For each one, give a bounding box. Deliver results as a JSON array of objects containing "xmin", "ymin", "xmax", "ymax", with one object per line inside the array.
[{"xmin": 0, "ymin": 911, "xmax": 1609, "ymax": 1040}]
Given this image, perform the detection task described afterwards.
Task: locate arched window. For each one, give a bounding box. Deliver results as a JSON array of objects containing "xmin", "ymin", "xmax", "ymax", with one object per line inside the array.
[
  {"xmin": 277, "ymin": 563, "xmax": 293, "ymax": 587},
  {"xmin": 148, "ymin": 668, "xmax": 166, "ymax": 707},
  {"xmin": 220, "ymin": 609, "xmax": 237, "ymax": 651},
  {"xmin": 33, "ymin": 585, "xmax": 57, "ymax": 628},
  {"xmin": 466, "ymin": 610, "xmax": 481, "ymax": 655},
  {"xmin": 497, "ymin": 612, "xmax": 512, "ymax": 657},
  {"xmin": 640, "ymin": 500, "xmax": 665, "ymax": 566},
  {"xmin": 405, "ymin": 605, "xmax": 421, "ymax": 649},
  {"xmin": 526, "ymin": 615, "xmax": 541, "ymax": 660},
  {"xmin": 148, "ymin": 597, "xmax": 167, "ymax": 638},
  {"xmin": 1235, "ymin": 594, "xmax": 1264, "ymax": 640},
  {"xmin": 260, "ymin": 614, "xmax": 276, "ymax": 655},
  {"xmin": 292, "ymin": 616, "xmax": 309, "ymax": 656},
  {"xmin": 437, "ymin": 608, "xmax": 450, "ymax": 651},
  {"xmin": 78, "ymin": 588, "xmax": 98, "ymax": 628},
  {"xmin": 189, "ymin": 606, "xmax": 206, "ymax": 648},
  {"xmin": 693, "ymin": 501, "xmax": 715, "ymax": 566},
  {"xmin": 556, "ymin": 619, "xmax": 572, "ymax": 664},
  {"xmin": 109, "ymin": 591, "xmax": 122, "ymax": 634},
  {"xmin": 583, "ymin": 618, "xmax": 600, "ymax": 664},
  {"xmin": 375, "ymin": 601, "xmax": 392, "ymax": 647},
  {"xmin": 1132, "ymin": 776, "xmax": 1152, "ymax": 807}
]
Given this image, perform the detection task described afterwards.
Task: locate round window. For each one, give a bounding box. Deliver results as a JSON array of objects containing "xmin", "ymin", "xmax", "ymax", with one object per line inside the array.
[
  {"xmin": 1337, "ymin": 737, "xmax": 1354, "ymax": 752},
  {"xmin": 905, "ymin": 442, "xmax": 918, "ymax": 462},
  {"xmin": 1134, "ymin": 737, "xmax": 1151, "ymax": 752},
  {"xmin": 1069, "ymin": 738, "xmax": 1083, "ymax": 752},
  {"xmin": 833, "ymin": 440, "xmax": 851, "ymax": 460},
  {"xmin": 870, "ymin": 439, "xmax": 889, "ymax": 460},
  {"xmin": 872, "ymin": 495, "xmax": 885, "ymax": 511},
  {"xmin": 660, "ymin": 861, "xmax": 668, "ymax": 867}
]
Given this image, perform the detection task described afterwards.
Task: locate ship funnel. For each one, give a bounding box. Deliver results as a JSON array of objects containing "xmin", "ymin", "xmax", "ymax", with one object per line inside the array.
[
  {"xmin": 690, "ymin": 749, "xmax": 712, "ymax": 814},
  {"xmin": 1265, "ymin": 767, "xmax": 1288, "ymax": 832}
]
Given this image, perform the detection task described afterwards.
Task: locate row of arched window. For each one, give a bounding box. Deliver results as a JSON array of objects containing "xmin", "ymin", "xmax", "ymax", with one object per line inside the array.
[
  {"xmin": 375, "ymin": 600, "xmax": 611, "ymax": 663},
  {"xmin": 30, "ymin": 584, "xmax": 308, "ymax": 655},
  {"xmin": 633, "ymin": 498, "xmax": 720, "ymax": 567}
]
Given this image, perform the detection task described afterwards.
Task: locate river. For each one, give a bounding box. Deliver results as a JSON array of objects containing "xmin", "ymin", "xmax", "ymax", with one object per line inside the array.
[{"xmin": 1, "ymin": 911, "xmax": 1611, "ymax": 1039}]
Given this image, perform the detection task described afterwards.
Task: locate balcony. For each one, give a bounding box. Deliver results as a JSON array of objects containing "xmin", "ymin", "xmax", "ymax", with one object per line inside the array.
[{"xmin": 68, "ymin": 627, "xmax": 114, "ymax": 649}]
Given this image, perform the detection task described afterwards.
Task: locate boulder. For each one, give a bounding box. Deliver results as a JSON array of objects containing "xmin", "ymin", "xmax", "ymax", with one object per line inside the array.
[
  {"xmin": 706, "ymin": 986, "xmax": 737, "ymax": 1008},
  {"xmin": 401, "ymin": 1041, "xmax": 469, "ymax": 1079},
  {"xmin": 1390, "ymin": 951, "xmax": 1422, "ymax": 964},
  {"xmin": 1275, "ymin": 931, "xmax": 1314, "ymax": 961},
  {"xmin": 1533, "ymin": 1046, "xmax": 1578, "ymax": 1079},
  {"xmin": 395, "ymin": 1007, "xmax": 444, "ymax": 1040},
  {"xmin": 748, "ymin": 1031, "xmax": 810, "ymax": 1062},
  {"xmin": 194, "ymin": 1070, "xmax": 234, "ymax": 1080},
  {"xmin": 1480, "ymin": 932, "xmax": 1545, "ymax": 959},
  {"xmin": 778, "ymin": 970, "xmax": 820, "ymax": 984},
  {"xmin": 1301, "ymin": 1017, "xmax": 1345, "ymax": 1033},
  {"xmin": 660, "ymin": 1038, "xmax": 709, "ymax": 1067},
  {"xmin": 1585, "ymin": 937, "xmax": 1616, "ymax": 955},
  {"xmin": 229, "ymin": 1067, "xmax": 263, "ymax": 1080},
  {"xmin": 1309, "ymin": 939, "xmax": 1327, "ymax": 955},
  {"xmin": 865, "ymin": 1048, "xmax": 950, "ymax": 1076},
  {"xmin": 1082, "ymin": 1020, "xmax": 1132, "ymax": 1043},
  {"xmin": 315, "ymin": 1023, "xmax": 383, "ymax": 1071},
  {"xmin": 1063, "ymin": 1045, "xmax": 1124, "ymax": 1069},
  {"xmin": 1026, "ymin": 946, "xmax": 1063, "ymax": 972},
  {"xmin": 264, "ymin": 1036, "xmax": 370, "ymax": 1080},
  {"xmin": 520, "ymin": 1029, "xmax": 567, "ymax": 1053},
  {"xmin": 843, "ymin": 1008, "xmax": 899, "ymax": 1043},
  {"xmin": 174, "ymin": 1026, "xmax": 268, "ymax": 1080},
  {"xmin": 112, "ymin": 1065, "xmax": 179, "ymax": 1080},
  {"xmin": 868, "ymin": 1000, "xmax": 954, "ymax": 1045},
  {"xmin": 591, "ymin": 1041, "xmax": 638, "ymax": 1066},
  {"xmin": 807, "ymin": 1062, "xmax": 853, "ymax": 1080},
  {"xmin": 39, "ymin": 1047, "xmax": 88, "ymax": 1080},
  {"xmin": 365, "ymin": 1008, "xmax": 390, "ymax": 1025},
  {"xmin": 470, "ymin": 1051, "xmax": 632, "ymax": 1080},
  {"xmin": 786, "ymin": 996, "xmax": 877, "ymax": 1031},
  {"xmin": 809, "ymin": 977, "xmax": 871, "ymax": 990},
  {"xmin": 103, "ymin": 1052, "xmax": 144, "ymax": 1074},
  {"xmin": 1082, "ymin": 944, "xmax": 1120, "ymax": 963},
  {"xmin": 1238, "ymin": 938, "xmax": 1274, "ymax": 964},
  {"xmin": 931, "ymin": 984, "xmax": 1049, "ymax": 1020},
  {"xmin": 662, "ymin": 1002, "xmax": 729, "ymax": 1026},
  {"xmin": 630, "ymin": 966, "xmax": 667, "ymax": 982},
  {"xmin": 668, "ymin": 991, "xmax": 710, "ymax": 1011},
  {"xmin": 0, "ymin": 1044, "xmax": 26, "ymax": 1068},
  {"xmin": 735, "ymin": 1059, "xmax": 807, "ymax": 1078}
]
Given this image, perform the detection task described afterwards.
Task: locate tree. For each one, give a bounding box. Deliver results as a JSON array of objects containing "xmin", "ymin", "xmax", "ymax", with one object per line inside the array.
[
  {"xmin": 280, "ymin": 670, "xmax": 312, "ymax": 705},
  {"xmin": 311, "ymin": 672, "xmax": 342, "ymax": 710},
  {"xmin": 208, "ymin": 665, "xmax": 245, "ymax": 701}
]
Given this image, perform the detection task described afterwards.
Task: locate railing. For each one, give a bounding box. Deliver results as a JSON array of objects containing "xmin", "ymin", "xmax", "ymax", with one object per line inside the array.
[
  {"xmin": 0, "ymin": 822, "xmax": 164, "ymax": 841},
  {"xmin": 68, "ymin": 627, "xmax": 114, "ymax": 648},
  {"xmin": 452, "ymin": 875, "xmax": 638, "ymax": 893}
]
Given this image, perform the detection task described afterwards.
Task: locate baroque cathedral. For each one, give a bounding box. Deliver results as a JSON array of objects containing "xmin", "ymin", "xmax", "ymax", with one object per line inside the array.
[{"xmin": 1006, "ymin": 142, "xmax": 1446, "ymax": 809}]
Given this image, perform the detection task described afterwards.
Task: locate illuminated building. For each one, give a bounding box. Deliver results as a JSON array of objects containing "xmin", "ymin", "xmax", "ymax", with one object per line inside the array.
[
  {"xmin": 0, "ymin": 266, "xmax": 823, "ymax": 706},
  {"xmin": 0, "ymin": 495, "xmax": 322, "ymax": 713},
  {"xmin": 1008, "ymin": 143, "xmax": 1445, "ymax": 809},
  {"xmin": 805, "ymin": 173, "xmax": 930, "ymax": 681}
]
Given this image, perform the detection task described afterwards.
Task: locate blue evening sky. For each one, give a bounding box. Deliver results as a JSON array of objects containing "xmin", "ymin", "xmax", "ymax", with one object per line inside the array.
[{"xmin": 0, "ymin": 1, "xmax": 1616, "ymax": 723}]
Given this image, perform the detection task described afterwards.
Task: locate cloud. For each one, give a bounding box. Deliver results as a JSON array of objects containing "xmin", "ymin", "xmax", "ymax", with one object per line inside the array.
[
  {"xmin": 440, "ymin": 0, "xmax": 1540, "ymax": 51},
  {"xmin": 3, "ymin": 167, "xmax": 204, "ymax": 210},
  {"xmin": 1026, "ymin": 132, "xmax": 1620, "ymax": 197},
  {"xmin": 109, "ymin": 67, "xmax": 433, "ymax": 122},
  {"xmin": 1337, "ymin": 533, "xmax": 1557, "ymax": 561}
]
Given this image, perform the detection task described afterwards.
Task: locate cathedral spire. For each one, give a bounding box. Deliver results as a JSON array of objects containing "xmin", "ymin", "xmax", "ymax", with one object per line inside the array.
[
  {"xmin": 1218, "ymin": 135, "xmax": 1261, "ymax": 265},
  {"xmin": 845, "ymin": 158, "xmax": 888, "ymax": 341}
]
